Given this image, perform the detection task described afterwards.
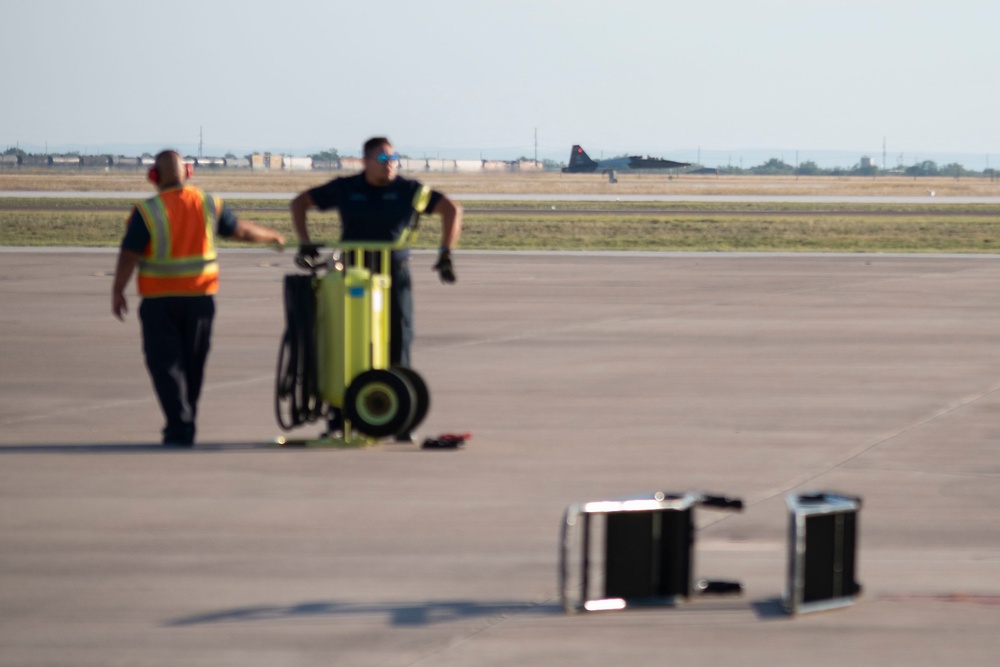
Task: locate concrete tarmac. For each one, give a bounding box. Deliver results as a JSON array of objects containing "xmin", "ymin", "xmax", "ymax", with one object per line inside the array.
[{"xmin": 1, "ymin": 248, "xmax": 998, "ymax": 666}]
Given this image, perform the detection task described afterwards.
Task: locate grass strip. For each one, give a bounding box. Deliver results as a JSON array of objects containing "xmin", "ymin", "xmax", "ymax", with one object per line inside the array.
[{"xmin": 2, "ymin": 208, "xmax": 1000, "ymax": 253}]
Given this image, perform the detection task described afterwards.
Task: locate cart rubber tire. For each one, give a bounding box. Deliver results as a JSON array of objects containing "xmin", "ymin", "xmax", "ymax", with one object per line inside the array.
[
  {"xmin": 344, "ymin": 369, "xmax": 417, "ymax": 437},
  {"xmin": 391, "ymin": 366, "xmax": 430, "ymax": 432}
]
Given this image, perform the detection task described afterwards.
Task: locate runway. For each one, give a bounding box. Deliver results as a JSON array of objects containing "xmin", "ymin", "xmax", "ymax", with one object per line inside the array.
[{"xmin": 1, "ymin": 249, "xmax": 999, "ymax": 666}]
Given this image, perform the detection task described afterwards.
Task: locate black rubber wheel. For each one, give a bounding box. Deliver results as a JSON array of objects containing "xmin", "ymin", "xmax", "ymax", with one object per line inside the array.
[
  {"xmin": 343, "ymin": 369, "xmax": 416, "ymax": 437},
  {"xmin": 391, "ymin": 366, "xmax": 430, "ymax": 432},
  {"xmin": 274, "ymin": 334, "xmax": 293, "ymax": 430}
]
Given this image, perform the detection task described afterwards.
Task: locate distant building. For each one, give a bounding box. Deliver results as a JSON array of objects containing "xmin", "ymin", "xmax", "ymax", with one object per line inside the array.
[
  {"xmin": 482, "ymin": 160, "xmax": 509, "ymax": 172},
  {"xmin": 3, "ymin": 149, "xmax": 578, "ymax": 175},
  {"xmin": 81, "ymin": 155, "xmax": 113, "ymax": 168},
  {"xmin": 312, "ymin": 158, "xmax": 339, "ymax": 170},
  {"xmin": 195, "ymin": 157, "xmax": 225, "ymax": 168},
  {"xmin": 49, "ymin": 156, "xmax": 82, "ymax": 168},
  {"xmin": 20, "ymin": 155, "xmax": 50, "ymax": 167},
  {"xmin": 339, "ymin": 157, "xmax": 364, "ymax": 171},
  {"xmin": 282, "ymin": 156, "xmax": 313, "ymax": 171}
]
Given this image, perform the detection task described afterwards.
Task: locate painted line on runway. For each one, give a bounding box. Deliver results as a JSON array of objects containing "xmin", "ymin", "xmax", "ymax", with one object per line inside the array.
[
  {"xmin": 743, "ymin": 378, "xmax": 1000, "ymax": 507},
  {"xmin": 0, "ymin": 374, "xmax": 274, "ymax": 427}
]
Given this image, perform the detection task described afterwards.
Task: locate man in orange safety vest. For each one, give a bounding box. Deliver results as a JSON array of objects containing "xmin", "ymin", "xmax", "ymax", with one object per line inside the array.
[{"xmin": 111, "ymin": 149, "xmax": 285, "ymax": 445}]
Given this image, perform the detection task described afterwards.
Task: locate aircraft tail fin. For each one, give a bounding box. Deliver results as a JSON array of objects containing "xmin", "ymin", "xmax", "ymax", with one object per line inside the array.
[{"xmin": 564, "ymin": 145, "xmax": 598, "ymax": 173}]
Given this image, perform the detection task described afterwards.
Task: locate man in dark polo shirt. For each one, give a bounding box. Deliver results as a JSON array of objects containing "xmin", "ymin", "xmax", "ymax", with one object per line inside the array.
[{"xmin": 290, "ymin": 137, "xmax": 462, "ymax": 441}]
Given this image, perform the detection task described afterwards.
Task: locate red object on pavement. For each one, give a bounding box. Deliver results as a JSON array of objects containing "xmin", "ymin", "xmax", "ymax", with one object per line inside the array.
[{"xmin": 421, "ymin": 433, "xmax": 471, "ymax": 449}]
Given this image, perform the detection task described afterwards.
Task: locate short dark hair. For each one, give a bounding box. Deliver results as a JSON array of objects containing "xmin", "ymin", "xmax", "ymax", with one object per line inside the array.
[{"xmin": 363, "ymin": 137, "xmax": 391, "ymax": 158}]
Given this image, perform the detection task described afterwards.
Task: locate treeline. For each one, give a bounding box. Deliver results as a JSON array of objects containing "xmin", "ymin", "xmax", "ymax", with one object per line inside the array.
[{"xmin": 703, "ymin": 157, "xmax": 999, "ymax": 179}]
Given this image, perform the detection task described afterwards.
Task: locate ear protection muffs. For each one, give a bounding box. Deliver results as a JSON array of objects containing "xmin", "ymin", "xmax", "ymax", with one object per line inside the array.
[{"xmin": 146, "ymin": 162, "xmax": 193, "ymax": 185}]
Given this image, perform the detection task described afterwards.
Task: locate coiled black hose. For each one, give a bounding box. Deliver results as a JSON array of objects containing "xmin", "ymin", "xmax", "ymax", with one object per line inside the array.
[{"xmin": 275, "ymin": 274, "xmax": 323, "ymax": 430}]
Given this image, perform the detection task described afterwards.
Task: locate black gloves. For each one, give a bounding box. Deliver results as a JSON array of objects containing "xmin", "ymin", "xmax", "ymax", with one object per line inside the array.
[
  {"xmin": 433, "ymin": 248, "xmax": 456, "ymax": 283},
  {"xmin": 295, "ymin": 243, "xmax": 320, "ymax": 269}
]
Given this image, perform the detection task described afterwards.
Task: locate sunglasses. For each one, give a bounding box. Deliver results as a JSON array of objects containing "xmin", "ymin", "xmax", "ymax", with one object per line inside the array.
[{"xmin": 374, "ymin": 153, "xmax": 400, "ymax": 164}]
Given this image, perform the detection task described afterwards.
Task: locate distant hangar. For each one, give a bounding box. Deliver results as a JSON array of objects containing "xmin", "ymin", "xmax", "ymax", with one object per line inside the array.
[{"xmin": 0, "ymin": 153, "xmax": 545, "ymax": 174}]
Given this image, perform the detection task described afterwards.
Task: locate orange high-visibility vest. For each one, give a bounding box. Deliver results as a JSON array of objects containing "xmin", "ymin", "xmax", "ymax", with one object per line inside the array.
[{"xmin": 135, "ymin": 185, "xmax": 220, "ymax": 297}]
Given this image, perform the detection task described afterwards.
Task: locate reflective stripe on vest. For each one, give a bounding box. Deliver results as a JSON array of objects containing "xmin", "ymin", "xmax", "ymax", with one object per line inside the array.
[
  {"xmin": 412, "ymin": 184, "xmax": 431, "ymax": 214},
  {"xmin": 404, "ymin": 184, "xmax": 432, "ymax": 236},
  {"xmin": 136, "ymin": 186, "xmax": 220, "ymax": 297}
]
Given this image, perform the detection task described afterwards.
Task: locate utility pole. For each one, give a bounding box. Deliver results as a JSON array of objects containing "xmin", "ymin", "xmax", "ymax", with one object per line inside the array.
[
  {"xmin": 534, "ymin": 127, "xmax": 538, "ymax": 165},
  {"xmin": 199, "ymin": 126, "xmax": 203, "ymax": 159}
]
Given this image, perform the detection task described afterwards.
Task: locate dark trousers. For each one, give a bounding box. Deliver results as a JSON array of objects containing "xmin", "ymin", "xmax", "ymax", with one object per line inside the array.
[
  {"xmin": 390, "ymin": 259, "xmax": 413, "ymax": 367},
  {"xmin": 139, "ymin": 296, "xmax": 215, "ymax": 444}
]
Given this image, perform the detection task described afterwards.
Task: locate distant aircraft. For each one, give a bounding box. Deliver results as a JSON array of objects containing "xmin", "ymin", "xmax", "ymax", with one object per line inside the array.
[{"xmin": 562, "ymin": 145, "xmax": 691, "ymax": 174}]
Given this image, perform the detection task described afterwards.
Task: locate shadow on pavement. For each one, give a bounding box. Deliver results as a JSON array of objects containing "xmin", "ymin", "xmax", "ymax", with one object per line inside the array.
[
  {"xmin": 167, "ymin": 597, "xmax": 791, "ymax": 627},
  {"xmin": 165, "ymin": 599, "xmax": 564, "ymax": 627}
]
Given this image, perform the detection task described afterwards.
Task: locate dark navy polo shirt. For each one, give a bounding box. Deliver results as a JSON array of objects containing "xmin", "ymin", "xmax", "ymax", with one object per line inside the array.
[{"xmin": 307, "ymin": 174, "xmax": 443, "ymax": 260}]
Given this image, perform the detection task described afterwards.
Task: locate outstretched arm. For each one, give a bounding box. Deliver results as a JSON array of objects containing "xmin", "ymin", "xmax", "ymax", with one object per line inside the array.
[
  {"xmin": 430, "ymin": 195, "xmax": 463, "ymax": 284},
  {"xmin": 433, "ymin": 195, "xmax": 463, "ymax": 250},
  {"xmin": 232, "ymin": 219, "xmax": 286, "ymax": 249},
  {"xmin": 111, "ymin": 249, "xmax": 142, "ymax": 321},
  {"xmin": 290, "ymin": 191, "xmax": 315, "ymax": 243}
]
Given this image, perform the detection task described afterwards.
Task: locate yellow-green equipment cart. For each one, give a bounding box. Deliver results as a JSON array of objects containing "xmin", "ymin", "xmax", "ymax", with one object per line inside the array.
[{"xmin": 275, "ymin": 242, "xmax": 429, "ymax": 446}]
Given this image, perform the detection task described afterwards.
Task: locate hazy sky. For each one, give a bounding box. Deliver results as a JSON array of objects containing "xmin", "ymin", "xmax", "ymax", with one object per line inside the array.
[{"xmin": 2, "ymin": 0, "xmax": 998, "ymax": 166}]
